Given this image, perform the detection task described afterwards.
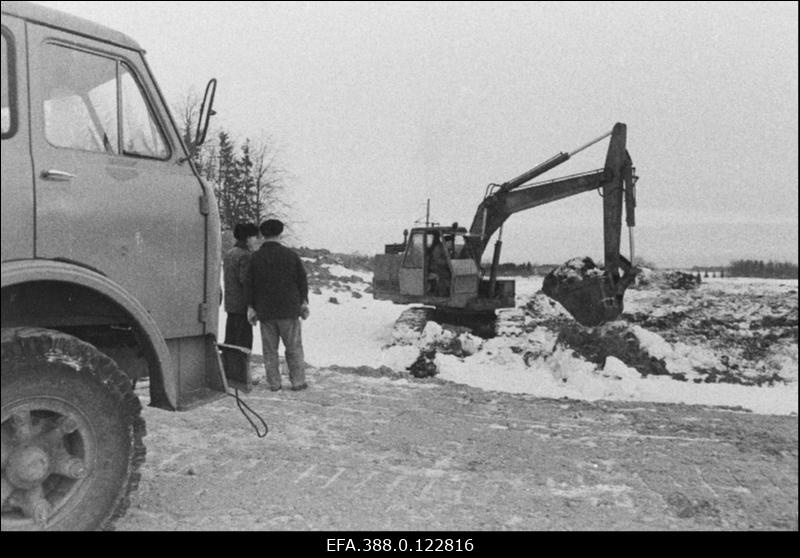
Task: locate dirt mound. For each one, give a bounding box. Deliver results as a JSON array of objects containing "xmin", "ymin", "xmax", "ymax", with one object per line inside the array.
[
  {"xmin": 296, "ymin": 247, "xmax": 373, "ymax": 272},
  {"xmin": 522, "ymin": 294, "xmax": 574, "ymax": 327},
  {"xmin": 391, "ymin": 307, "xmax": 436, "ymax": 343},
  {"xmin": 297, "ymin": 247, "xmax": 372, "ymax": 291},
  {"xmin": 663, "ymin": 271, "xmax": 702, "ymax": 289},
  {"xmin": 623, "ymin": 286, "xmax": 798, "ymax": 386},
  {"xmin": 555, "ymin": 322, "xmax": 673, "ymax": 379},
  {"xmin": 632, "ymin": 269, "xmax": 702, "ymax": 290}
]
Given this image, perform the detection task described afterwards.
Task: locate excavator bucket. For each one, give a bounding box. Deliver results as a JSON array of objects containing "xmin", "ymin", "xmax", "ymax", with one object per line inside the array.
[{"xmin": 541, "ymin": 257, "xmax": 637, "ymax": 327}]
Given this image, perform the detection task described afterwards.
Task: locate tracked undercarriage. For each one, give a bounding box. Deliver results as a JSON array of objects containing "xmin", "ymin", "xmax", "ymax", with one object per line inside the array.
[{"xmin": 391, "ymin": 304, "xmax": 529, "ymax": 342}]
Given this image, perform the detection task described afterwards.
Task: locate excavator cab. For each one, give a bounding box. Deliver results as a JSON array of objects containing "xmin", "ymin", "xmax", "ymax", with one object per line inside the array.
[{"xmin": 373, "ymin": 225, "xmax": 516, "ymax": 312}]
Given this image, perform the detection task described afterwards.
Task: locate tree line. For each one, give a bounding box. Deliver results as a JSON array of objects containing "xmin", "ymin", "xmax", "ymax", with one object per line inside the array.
[
  {"xmin": 175, "ymin": 91, "xmax": 290, "ymax": 232},
  {"xmin": 727, "ymin": 260, "xmax": 798, "ymax": 279}
]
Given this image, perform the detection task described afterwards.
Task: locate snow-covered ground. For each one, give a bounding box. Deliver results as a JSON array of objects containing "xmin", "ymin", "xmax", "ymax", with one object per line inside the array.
[{"xmin": 222, "ymin": 260, "xmax": 798, "ymax": 416}]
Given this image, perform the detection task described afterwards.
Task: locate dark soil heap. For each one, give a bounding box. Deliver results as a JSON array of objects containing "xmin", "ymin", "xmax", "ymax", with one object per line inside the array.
[
  {"xmin": 556, "ymin": 322, "xmax": 673, "ymax": 379},
  {"xmin": 407, "ymin": 350, "xmax": 438, "ymax": 378},
  {"xmin": 662, "ymin": 271, "xmax": 702, "ymax": 290}
]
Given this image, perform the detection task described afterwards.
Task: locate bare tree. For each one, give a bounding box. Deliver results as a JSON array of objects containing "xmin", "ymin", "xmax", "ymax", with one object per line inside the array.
[
  {"xmin": 174, "ymin": 89, "xmax": 202, "ymax": 162},
  {"xmin": 173, "ymin": 88, "xmax": 292, "ymax": 232},
  {"xmin": 250, "ymin": 134, "xmax": 291, "ymax": 225}
]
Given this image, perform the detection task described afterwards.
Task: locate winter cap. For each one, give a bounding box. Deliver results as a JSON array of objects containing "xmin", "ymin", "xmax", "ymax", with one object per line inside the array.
[
  {"xmin": 260, "ymin": 219, "xmax": 284, "ymax": 237},
  {"xmin": 233, "ymin": 222, "xmax": 258, "ymax": 240}
]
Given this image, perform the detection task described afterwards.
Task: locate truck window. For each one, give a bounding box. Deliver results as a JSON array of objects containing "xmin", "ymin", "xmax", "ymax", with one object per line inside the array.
[
  {"xmin": 1, "ymin": 29, "xmax": 15, "ymax": 138},
  {"xmin": 41, "ymin": 44, "xmax": 169, "ymax": 159},
  {"xmin": 403, "ymin": 233, "xmax": 425, "ymax": 268},
  {"xmin": 120, "ymin": 63, "xmax": 168, "ymax": 159},
  {"xmin": 42, "ymin": 44, "xmax": 118, "ymax": 153}
]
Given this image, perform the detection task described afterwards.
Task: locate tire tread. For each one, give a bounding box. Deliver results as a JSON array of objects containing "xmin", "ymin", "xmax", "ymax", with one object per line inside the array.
[{"xmin": 1, "ymin": 327, "xmax": 147, "ymax": 531}]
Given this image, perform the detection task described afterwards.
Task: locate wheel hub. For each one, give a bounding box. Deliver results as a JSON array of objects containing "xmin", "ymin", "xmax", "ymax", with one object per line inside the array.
[
  {"xmin": 6, "ymin": 445, "xmax": 51, "ymax": 489},
  {"xmin": 2, "ymin": 406, "xmax": 93, "ymax": 528}
]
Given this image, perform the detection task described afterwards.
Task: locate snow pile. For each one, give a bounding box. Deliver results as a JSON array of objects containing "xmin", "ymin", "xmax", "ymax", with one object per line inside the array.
[
  {"xmin": 521, "ymin": 293, "xmax": 574, "ymax": 324},
  {"xmin": 417, "ymin": 321, "xmax": 484, "ymax": 357},
  {"xmin": 546, "ymin": 257, "xmax": 607, "ymax": 283},
  {"xmin": 323, "ymin": 263, "xmax": 372, "ymax": 282},
  {"xmin": 299, "ymin": 248, "xmax": 373, "ymax": 293},
  {"xmin": 433, "ymin": 323, "xmax": 797, "ymax": 415},
  {"xmin": 627, "ymin": 325, "xmax": 720, "ymax": 379}
]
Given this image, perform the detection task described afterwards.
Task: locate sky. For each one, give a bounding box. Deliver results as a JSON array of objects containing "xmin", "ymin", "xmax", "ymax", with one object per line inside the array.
[{"xmin": 30, "ymin": 1, "xmax": 799, "ymax": 267}]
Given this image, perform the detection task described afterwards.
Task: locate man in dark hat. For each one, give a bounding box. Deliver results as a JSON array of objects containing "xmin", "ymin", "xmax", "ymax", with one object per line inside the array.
[
  {"xmin": 223, "ymin": 223, "xmax": 259, "ymax": 350},
  {"xmin": 245, "ymin": 219, "xmax": 310, "ymax": 391},
  {"xmin": 221, "ymin": 223, "xmax": 259, "ymax": 385}
]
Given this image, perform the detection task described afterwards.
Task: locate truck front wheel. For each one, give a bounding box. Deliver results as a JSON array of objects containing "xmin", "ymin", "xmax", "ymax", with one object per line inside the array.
[{"xmin": 1, "ymin": 328, "xmax": 146, "ymax": 531}]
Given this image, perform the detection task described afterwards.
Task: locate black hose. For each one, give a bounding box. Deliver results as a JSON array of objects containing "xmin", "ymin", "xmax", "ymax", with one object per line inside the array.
[{"xmin": 227, "ymin": 387, "xmax": 269, "ymax": 438}]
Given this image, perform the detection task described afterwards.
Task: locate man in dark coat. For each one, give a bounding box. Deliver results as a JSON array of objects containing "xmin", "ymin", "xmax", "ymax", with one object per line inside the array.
[
  {"xmin": 223, "ymin": 223, "xmax": 259, "ymax": 350},
  {"xmin": 428, "ymin": 232, "xmax": 451, "ymax": 297},
  {"xmin": 246, "ymin": 219, "xmax": 309, "ymax": 391}
]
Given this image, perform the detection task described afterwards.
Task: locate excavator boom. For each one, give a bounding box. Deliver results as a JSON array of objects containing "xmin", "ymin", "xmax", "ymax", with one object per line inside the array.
[{"xmin": 467, "ymin": 167, "xmax": 609, "ymax": 262}]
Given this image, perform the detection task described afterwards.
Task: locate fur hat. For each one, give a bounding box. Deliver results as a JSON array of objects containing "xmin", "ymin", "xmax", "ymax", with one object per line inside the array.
[
  {"xmin": 233, "ymin": 223, "xmax": 258, "ymax": 240},
  {"xmin": 260, "ymin": 219, "xmax": 284, "ymax": 237}
]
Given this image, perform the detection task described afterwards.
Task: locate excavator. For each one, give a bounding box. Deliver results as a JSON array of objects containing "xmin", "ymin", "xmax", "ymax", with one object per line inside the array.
[{"xmin": 372, "ymin": 122, "xmax": 639, "ymax": 328}]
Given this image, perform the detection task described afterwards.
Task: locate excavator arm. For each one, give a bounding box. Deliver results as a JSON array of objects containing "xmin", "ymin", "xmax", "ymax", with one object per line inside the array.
[
  {"xmin": 467, "ymin": 122, "xmax": 639, "ymax": 325},
  {"xmin": 468, "ymin": 167, "xmax": 611, "ymax": 262}
]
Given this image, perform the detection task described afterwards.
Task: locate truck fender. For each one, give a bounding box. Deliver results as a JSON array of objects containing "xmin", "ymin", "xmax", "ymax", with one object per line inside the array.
[{"xmin": 1, "ymin": 258, "xmax": 177, "ymax": 409}]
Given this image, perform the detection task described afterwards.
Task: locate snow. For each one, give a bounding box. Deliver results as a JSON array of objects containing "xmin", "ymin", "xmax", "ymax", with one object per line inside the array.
[
  {"xmin": 437, "ymin": 336, "xmax": 798, "ymax": 416},
  {"xmin": 627, "ymin": 325, "xmax": 721, "ymax": 378},
  {"xmin": 221, "ymin": 265, "xmax": 798, "ymax": 416},
  {"xmin": 322, "ymin": 263, "xmax": 372, "ymax": 282}
]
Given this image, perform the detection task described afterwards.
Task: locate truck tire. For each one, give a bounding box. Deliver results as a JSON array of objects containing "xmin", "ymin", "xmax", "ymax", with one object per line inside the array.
[{"xmin": 1, "ymin": 328, "xmax": 146, "ymax": 531}]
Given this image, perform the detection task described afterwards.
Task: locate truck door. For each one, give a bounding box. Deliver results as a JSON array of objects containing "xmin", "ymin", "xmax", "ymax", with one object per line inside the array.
[
  {"xmin": 449, "ymin": 235, "xmax": 479, "ymax": 298},
  {"xmin": 1, "ymin": 19, "xmax": 34, "ymax": 261},
  {"xmin": 27, "ymin": 24, "xmax": 207, "ymax": 338}
]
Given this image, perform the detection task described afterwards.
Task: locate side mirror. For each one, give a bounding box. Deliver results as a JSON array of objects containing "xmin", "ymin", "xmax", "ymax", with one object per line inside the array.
[{"xmin": 194, "ymin": 78, "xmax": 217, "ymax": 147}]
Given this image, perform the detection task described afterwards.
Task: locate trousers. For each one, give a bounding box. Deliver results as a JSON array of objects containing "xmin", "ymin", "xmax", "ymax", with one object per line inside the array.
[
  {"xmin": 224, "ymin": 312, "xmax": 253, "ymax": 349},
  {"xmin": 259, "ymin": 318, "xmax": 305, "ymax": 389}
]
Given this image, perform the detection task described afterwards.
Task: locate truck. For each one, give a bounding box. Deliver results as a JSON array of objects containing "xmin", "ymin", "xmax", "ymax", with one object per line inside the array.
[
  {"xmin": 373, "ymin": 123, "xmax": 639, "ymax": 328},
  {"xmin": 1, "ymin": 1, "xmax": 232, "ymax": 530}
]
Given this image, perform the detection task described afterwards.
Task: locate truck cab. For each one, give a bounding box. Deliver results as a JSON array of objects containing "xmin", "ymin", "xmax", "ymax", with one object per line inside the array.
[{"xmin": 2, "ymin": 1, "xmax": 227, "ymax": 530}]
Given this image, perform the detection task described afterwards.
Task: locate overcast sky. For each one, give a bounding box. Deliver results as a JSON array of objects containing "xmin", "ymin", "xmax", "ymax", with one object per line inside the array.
[{"xmin": 32, "ymin": 1, "xmax": 799, "ymax": 267}]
